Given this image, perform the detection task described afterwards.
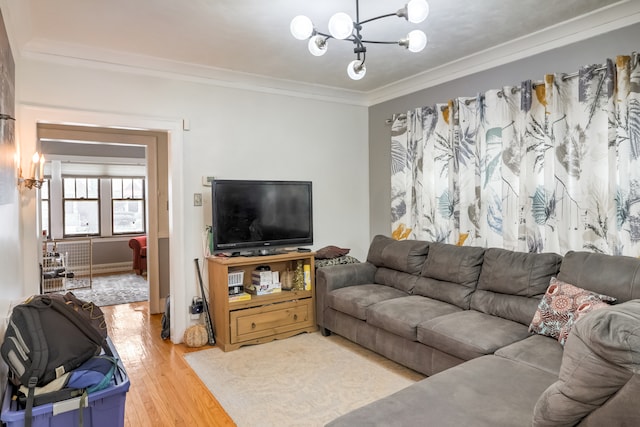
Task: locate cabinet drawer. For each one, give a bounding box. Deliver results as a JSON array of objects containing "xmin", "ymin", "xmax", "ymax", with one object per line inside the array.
[{"xmin": 230, "ymin": 299, "xmax": 313, "ymax": 343}]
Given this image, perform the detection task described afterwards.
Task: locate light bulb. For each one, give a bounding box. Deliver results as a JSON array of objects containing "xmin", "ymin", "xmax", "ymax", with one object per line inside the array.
[
  {"xmin": 290, "ymin": 15, "xmax": 313, "ymax": 40},
  {"xmin": 328, "ymin": 12, "xmax": 353, "ymax": 40},
  {"xmin": 308, "ymin": 35, "xmax": 328, "ymax": 56},
  {"xmin": 407, "ymin": 30, "xmax": 427, "ymax": 52},
  {"xmin": 347, "ymin": 60, "xmax": 366, "ymax": 80},
  {"xmin": 407, "ymin": 0, "xmax": 429, "ymax": 23}
]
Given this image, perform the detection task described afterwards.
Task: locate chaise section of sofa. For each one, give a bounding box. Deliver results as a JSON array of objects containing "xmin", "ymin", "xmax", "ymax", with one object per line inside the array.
[
  {"xmin": 322, "ymin": 236, "xmax": 640, "ymax": 426},
  {"xmin": 328, "ymin": 300, "xmax": 640, "ymax": 427},
  {"xmin": 326, "ymin": 354, "xmax": 559, "ymax": 427}
]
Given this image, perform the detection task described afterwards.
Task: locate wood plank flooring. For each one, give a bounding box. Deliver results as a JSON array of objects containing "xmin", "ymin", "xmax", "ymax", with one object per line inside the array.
[{"xmin": 102, "ymin": 302, "xmax": 236, "ymax": 427}]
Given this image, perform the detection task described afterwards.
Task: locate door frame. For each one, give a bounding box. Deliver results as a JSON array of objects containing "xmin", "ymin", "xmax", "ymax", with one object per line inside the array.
[{"xmin": 19, "ymin": 104, "xmax": 186, "ymax": 341}]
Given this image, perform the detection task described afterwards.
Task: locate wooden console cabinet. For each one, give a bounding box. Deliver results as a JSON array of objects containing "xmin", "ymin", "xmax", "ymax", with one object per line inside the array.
[{"xmin": 207, "ymin": 252, "xmax": 316, "ymax": 351}]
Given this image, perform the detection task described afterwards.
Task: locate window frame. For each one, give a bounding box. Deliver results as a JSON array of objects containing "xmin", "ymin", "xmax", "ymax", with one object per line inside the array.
[
  {"xmin": 62, "ymin": 177, "xmax": 101, "ymax": 238},
  {"xmin": 40, "ymin": 179, "xmax": 51, "ymax": 239},
  {"xmin": 111, "ymin": 178, "xmax": 146, "ymax": 235}
]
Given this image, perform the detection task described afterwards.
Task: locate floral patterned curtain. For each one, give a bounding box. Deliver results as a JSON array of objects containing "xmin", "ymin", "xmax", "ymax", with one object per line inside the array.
[{"xmin": 391, "ymin": 53, "xmax": 640, "ymax": 256}]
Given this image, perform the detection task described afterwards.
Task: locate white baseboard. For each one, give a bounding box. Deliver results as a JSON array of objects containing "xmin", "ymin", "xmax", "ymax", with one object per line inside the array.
[{"xmin": 68, "ymin": 262, "xmax": 133, "ymax": 276}]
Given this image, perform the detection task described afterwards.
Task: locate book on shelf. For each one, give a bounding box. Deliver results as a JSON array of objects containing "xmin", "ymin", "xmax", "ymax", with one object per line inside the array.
[
  {"xmin": 228, "ymin": 292, "xmax": 251, "ymax": 302},
  {"xmin": 245, "ymin": 282, "xmax": 282, "ymax": 295}
]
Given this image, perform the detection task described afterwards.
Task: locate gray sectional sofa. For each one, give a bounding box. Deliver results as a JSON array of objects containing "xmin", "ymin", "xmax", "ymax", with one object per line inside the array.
[{"xmin": 317, "ymin": 235, "xmax": 640, "ymax": 426}]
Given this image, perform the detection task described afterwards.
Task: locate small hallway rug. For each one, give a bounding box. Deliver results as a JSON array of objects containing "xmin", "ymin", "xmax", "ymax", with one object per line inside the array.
[
  {"xmin": 184, "ymin": 331, "xmax": 425, "ymax": 427},
  {"xmin": 64, "ymin": 272, "xmax": 148, "ymax": 306}
]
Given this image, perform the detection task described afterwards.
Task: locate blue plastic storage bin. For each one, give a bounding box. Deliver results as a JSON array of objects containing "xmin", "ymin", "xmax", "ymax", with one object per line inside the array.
[{"xmin": 0, "ymin": 338, "xmax": 130, "ymax": 427}]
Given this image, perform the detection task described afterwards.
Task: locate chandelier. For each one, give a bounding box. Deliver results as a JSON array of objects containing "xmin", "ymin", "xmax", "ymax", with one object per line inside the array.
[{"xmin": 290, "ymin": 0, "xmax": 429, "ymax": 80}]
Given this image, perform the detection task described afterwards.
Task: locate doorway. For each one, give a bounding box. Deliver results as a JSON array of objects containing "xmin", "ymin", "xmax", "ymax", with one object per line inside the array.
[
  {"xmin": 37, "ymin": 123, "xmax": 170, "ymax": 313},
  {"xmin": 20, "ymin": 105, "xmax": 186, "ymax": 338}
]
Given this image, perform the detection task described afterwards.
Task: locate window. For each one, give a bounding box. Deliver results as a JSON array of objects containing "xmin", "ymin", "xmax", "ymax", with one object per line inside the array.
[
  {"xmin": 63, "ymin": 178, "xmax": 100, "ymax": 236},
  {"xmin": 41, "ymin": 180, "xmax": 50, "ymax": 239},
  {"xmin": 112, "ymin": 178, "xmax": 145, "ymax": 234}
]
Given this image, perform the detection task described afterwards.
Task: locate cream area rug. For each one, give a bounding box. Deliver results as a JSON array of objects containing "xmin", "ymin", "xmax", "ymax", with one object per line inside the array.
[{"xmin": 184, "ymin": 332, "xmax": 425, "ymax": 427}]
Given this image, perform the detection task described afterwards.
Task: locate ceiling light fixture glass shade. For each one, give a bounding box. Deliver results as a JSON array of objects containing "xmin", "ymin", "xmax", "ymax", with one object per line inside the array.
[
  {"xmin": 347, "ymin": 60, "xmax": 366, "ymax": 80},
  {"xmin": 290, "ymin": 0, "xmax": 429, "ymax": 81},
  {"xmin": 308, "ymin": 35, "xmax": 328, "ymax": 56},
  {"xmin": 290, "ymin": 15, "xmax": 314, "ymax": 40},
  {"xmin": 405, "ymin": 30, "xmax": 427, "ymax": 53},
  {"xmin": 406, "ymin": 0, "xmax": 430, "ymax": 23},
  {"xmin": 328, "ymin": 12, "xmax": 354, "ymax": 40}
]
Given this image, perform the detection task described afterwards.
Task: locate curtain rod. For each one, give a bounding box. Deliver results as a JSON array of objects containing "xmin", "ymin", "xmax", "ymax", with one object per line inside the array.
[
  {"xmin": 385, "ymin": 113, "xmax": 401, "ymax": 125},
  {"xmin": 387, "ymin": 64, "xmax": 609, "ymax": 121}
]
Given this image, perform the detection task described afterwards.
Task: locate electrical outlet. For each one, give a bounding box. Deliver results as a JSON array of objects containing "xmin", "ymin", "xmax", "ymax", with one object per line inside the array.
[
  {"xmin": 194, "ymin": 193, "xmax": 202, "ymax": 206},
  {"xmin": 190, "ymin": 298, "xmax": 204, "ymax": 314}
]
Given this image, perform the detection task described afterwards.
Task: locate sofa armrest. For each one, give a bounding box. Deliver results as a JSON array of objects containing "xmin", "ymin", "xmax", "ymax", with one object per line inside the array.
[
  {"xmin": 533, "ymin": 300, "xmax": 640, "ymax": 426},
  {"xmin": 315, "ymin": 262, "xmax": 377, "ymax": 330}
]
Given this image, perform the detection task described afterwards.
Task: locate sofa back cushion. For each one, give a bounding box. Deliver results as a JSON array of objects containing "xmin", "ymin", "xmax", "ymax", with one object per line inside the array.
[
  {"xmin": 374, "ymin": 268, "xmax": 419, "ymax": 294},
  {"xmin": 470, "ymin": 248, "xmax": 562, "ymax": 325},
  {"xmin": 413, "ymin": 243, "xmax": 484, "ymax": 309},
  {"xmin": 366, "ymin": 235, "xmax": 429, "ymax": 275},
  {"xmin": 532, "ymin": 300, "xmax": 640, "ymax": 426},
  {"xmin": 557, "ymin": 251, "xmax": 640, "ymax": 303}
]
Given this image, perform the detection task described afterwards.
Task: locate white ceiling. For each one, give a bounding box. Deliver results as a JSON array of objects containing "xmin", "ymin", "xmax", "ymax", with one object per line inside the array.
[{"xmin": 4, "ymin": 0, "xmax": 640, "ymax": 104}]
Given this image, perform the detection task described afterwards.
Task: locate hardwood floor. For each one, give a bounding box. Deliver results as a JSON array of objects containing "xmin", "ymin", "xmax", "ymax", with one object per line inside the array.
[{"xmin": 102, "ymin": 302, "xmax": 236, "ymax": 427}]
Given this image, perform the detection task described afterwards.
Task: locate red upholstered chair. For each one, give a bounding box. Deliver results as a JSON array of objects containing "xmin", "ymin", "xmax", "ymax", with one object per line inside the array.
[{"xmin": 128, "ymin": 236, "xmax": 147, "ymax": 275}]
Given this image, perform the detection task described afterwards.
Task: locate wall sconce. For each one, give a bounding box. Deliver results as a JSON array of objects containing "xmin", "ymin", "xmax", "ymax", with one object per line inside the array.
[{"xmin": 18, "ymin": 151, "xmax": 45, "ymax": 190}]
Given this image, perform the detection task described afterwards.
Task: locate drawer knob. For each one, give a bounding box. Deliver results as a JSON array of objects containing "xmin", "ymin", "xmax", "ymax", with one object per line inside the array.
[
  {"xmin": 293, "ymin": 314, "xmax": 298, "ymax": 321},
  {"xmin": 251, "ymin": 322, "xmax": 256, "ymax": 329}
]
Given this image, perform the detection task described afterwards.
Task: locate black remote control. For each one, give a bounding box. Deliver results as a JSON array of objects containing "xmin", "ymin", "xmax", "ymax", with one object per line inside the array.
[{"xmin": 297, "ymin": 247, "xmax": 311, "ymax": 252}]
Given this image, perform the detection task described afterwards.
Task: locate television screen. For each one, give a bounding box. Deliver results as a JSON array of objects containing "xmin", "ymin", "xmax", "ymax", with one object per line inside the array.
[{"xmin": 212, "ymin": 180, "xmax": 313, "ymax": 253}]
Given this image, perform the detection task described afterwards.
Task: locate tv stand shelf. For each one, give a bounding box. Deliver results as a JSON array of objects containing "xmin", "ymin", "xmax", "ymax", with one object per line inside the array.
[{"xmin": 207, "ymin": 252, "xmax": 316, "ymax": 352}]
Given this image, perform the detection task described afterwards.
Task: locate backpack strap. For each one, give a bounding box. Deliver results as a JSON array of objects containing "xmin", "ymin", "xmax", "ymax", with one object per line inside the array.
[{"xmin": 25, "ymin": 376, "xmax": 38, "ymax": 427}]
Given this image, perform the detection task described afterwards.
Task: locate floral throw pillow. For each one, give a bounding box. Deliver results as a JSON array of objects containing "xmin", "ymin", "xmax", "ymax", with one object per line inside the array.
[{"xmin": 529, "ymin": 277, "xmax": 615, "ymax": 345}]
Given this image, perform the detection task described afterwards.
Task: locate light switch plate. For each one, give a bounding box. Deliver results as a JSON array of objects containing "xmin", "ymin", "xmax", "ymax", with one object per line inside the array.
[{"xmin": 194, "ymin": 193, "xmax": 202, "ymax": 206}]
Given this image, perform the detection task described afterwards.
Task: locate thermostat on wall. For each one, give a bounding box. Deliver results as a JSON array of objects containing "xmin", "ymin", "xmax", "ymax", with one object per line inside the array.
[{"xmin": 202, "ymin": 176, "xmax": 215, "ymax": 186}]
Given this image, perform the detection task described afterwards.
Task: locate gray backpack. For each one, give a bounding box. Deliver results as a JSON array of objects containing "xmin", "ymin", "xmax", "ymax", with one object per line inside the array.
[{"xmin": 1, "ymin": 293, "xmax": 110, "ymax": 427}]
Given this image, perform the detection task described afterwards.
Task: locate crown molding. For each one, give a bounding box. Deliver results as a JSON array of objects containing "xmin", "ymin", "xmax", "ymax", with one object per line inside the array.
[
  {"xmin": 366, "ymin": 0, "xmax": 640, "ymax": 106},
  {"xmin": 21, "ymin": 39, "xmax": 371, "ymax": 107},
  {"xmin": 15, "ymin": 1, "xmax": 640, "ymax": 108}
]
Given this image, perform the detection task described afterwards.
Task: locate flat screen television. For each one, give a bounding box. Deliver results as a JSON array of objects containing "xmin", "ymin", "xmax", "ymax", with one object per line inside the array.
[{"xmin": 211, "ymin": 179, "xmax": 313, "ymax": 254}]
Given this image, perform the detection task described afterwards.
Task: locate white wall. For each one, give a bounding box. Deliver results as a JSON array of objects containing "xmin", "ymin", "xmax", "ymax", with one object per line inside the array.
[{"xmin": 14, "ymin": 57, "xmax": 370, "ymax": 341}]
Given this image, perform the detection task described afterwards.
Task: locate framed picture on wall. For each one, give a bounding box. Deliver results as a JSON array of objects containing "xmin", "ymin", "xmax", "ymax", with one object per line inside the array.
[{"xmin": 0, "ymin": 9, "xmax": 15, "ymax": 205}]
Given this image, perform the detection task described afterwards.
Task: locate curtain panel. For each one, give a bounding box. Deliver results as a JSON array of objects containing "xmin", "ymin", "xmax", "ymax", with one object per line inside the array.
[{"xmin": 391, "ymin": 53, "xmax": 640, "ymax": 256}]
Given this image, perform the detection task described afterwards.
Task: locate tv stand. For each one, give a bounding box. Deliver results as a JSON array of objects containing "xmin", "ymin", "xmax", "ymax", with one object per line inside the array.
[{"xmin": 207, "ymin": 252, "xmax": 316, "ymax": 351}]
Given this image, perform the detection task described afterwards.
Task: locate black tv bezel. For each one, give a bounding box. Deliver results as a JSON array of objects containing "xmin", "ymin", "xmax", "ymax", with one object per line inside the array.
[{"xmin": 211, "ymin": 179, "xmax": 313, "ymax": 253}]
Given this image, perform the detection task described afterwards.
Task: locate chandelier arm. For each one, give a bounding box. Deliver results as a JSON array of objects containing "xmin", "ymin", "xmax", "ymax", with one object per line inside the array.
[
  {"xmin": 315, "ymin": 31, "xmax": 333, "ymax": 40},
  {"xmin": 360, "ymin": 40, "xmax": 401, "ymax": 45},
  {"xmin": 358, "ymin": 13, "xmax": 398, "ymax": 25}
]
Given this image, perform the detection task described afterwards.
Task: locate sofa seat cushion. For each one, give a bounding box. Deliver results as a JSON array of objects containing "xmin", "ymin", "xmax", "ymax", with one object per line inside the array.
[
  {"xmin": 366, "ymin": 296, "xmax": 462, "ymax": 341},
  {"xmin": 326, "ymin": 355, "xmax": 558, "ymax": 427},
  {"xmin": 495, "ymin": 334, "xmax": 564, "ymax": 376},
  {"xmin": 417, "ymin": 310, "xmax": 530, "ymax": 361},
  {"xmin": 327, "ymin": 284, "xmax": 408, "ymax": 320}
]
